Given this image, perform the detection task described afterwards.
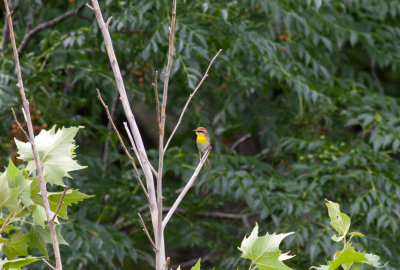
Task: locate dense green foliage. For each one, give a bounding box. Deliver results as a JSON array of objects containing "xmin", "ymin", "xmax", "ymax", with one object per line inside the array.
[{"xmin": 1, "ymin": 0, "xmax": 400, "ymax": 269}]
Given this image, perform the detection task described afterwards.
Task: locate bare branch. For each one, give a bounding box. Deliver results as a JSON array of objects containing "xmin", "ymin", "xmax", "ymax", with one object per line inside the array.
[
  {"xmin": 162, "ymin": 146, "xmax": 212, "ymax": 229},
  {"xmin": 123, "ymin": 122, "xmax": 145, "ymax": 169},
  {"xmin": 51, "ymin": 186, "xmax": 68, "ymax": 223},
  {"xmin": 42, "ymin": 258, "xmax": 56, "ymax": 270},
  {"xmin": 18, "ymin": 8, "xmax": 79, "ymax": 54},
  {"xmin": 231, "ymin": 133, "xmax": 251, "ymax": 150},
  {"xmin": 138, "ymin": 149, "xmax": 158, "ymax": 178},
  {"xmin": 11, "ymin": 108, "xmax": 30, "ymax": 143},
  {"xmin": 164, "ymin": 49, "xmax": 223, "ymax": 151},
  {"xmin": 85, "ymin": 3, "xmax": 93, "ymax": 11},
  {"xmin": 138, "ymin": 212, "xmax": 157, "ymax": 252},
  {"xmin": 90, "ymin": 0, "xmax": 158, "ymax": 234},
  {"xmin": 105, "ymin": 16, "xmax": 113, "ymax": 29},
  {"xmin": 3, "ymin": 0, "xmax": 63, "ymax": 268},
  {"xmin": 102, "ymin": 89, "xmax": 119, "ymax": 177},
  {"xmin": 97, "ymin": 89, "xmax": 152, "ymax": 205}
]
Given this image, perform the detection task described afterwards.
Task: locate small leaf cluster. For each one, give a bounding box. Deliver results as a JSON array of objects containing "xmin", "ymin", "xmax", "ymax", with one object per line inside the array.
[{"xmin": 311, "ymin": 200, "xmax": 384, "ymax": 270}]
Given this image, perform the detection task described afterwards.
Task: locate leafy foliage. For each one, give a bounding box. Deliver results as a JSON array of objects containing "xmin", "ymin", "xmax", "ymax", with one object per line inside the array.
[
  {"xmin": 311, "ymin": 200, "xmax": 384, "ymax": 270},
  {"xmin": 1, "ymin": 0, "xmax": 400, "ymax": 269},
  {"xmin": 0, "ymin": 127, "xmax": 89, "ymax": 268}
]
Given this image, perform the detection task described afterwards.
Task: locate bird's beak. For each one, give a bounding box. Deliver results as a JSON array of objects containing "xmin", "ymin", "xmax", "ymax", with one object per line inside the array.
[{"xmin": 193, "ymin": 129, "xmax": 198, "ymax": 132}]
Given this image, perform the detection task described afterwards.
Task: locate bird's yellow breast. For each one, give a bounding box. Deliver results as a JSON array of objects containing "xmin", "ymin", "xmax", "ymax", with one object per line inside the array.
[{"xmin": 196, "ymin": 134, "xmax": 208, "ymax": 144}]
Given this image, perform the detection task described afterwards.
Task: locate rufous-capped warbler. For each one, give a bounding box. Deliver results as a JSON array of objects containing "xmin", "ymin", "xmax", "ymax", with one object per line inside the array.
[{"xmin": 193, "ymin": 126, "xmax": 211, "ymax": 167}]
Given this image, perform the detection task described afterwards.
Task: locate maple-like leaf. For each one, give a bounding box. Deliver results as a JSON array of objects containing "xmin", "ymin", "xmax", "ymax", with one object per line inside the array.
[
  {"xmin": 28, "ymin": 225, "xmax": 68, "ymax": 258},
  {"xmin": 239, "ymin": 223, "xmax": 295, "ymax": 270},
  {"xmin": 48, "ymin": 189, "xmax": 93, "ymax": 219},
  {"xmin": 15, "ymin": 126, "xmax": 86, "ymax": 186},
  {"xmin": 2, "ymin": 231, "xmax": 29, "ymax": 259},
  {"xmin": 4, "ymin": 160, "xmax": 34, "ymax": 208},
  {"xmin": 0, "ymin": 171, "xmax": 21, "ymax": 214}
]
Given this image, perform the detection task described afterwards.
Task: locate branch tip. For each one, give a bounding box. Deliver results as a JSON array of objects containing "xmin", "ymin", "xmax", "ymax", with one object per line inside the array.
[{"xmin": 85, "ymin": 3, "xmax": 93, "ymax": 11}]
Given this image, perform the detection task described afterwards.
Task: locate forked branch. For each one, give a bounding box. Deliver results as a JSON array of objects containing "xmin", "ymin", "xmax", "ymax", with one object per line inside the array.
[
  {"xmin": 162, "ymin": 146, "xmax": 213, "ymax": 229},
  {"xmin": 97, "ymin": 89, "xmax": 152, "ymax": 205},
  {"xmin": 164, "ymin": 49, "xmax": 222, "ymax": 152}
]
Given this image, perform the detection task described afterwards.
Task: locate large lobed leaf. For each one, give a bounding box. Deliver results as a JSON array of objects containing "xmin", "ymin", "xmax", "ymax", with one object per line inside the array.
[
  {"xmin": 239, "ymin": 223, "xmax": 295, "ymax": 270},
  {"xmin": 15, "ymin": 126, "xmax": 86, "ymax": 186}
]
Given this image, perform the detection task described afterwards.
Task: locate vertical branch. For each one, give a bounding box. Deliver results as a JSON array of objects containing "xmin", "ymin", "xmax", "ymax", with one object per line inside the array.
[
  {"xmin": 156, "ymin": 0, "xmax": 177, "ymax": 268},
  {"xmin": 89, "ymin": 0, "xmax": 158, "ymax": 241},
  {"xmin": 3, "ymin": 0, "xmax": 63, "ymax": 269}
]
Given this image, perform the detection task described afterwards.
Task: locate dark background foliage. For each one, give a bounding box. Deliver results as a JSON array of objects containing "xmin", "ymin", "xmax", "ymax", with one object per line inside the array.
[{"xmin": 1, "ymin": 0, "xmax": 400, "ymax": 269}]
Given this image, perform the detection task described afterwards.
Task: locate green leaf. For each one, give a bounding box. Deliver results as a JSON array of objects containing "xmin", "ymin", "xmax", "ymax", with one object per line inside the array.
[
  {"xmin": 0, "ymin": 172, "xmax": 21, "ymax": 214},
  {"xmin": 325, "ymin": 200, "xmax": 350, "ymax": 242},
  {"xmin": 348, "ymin": 232, "xmax": 364, "ymax": 238},
  {"xmin": 239, "ymin": 223, "xmax": 295, "ymax": 270},
  {"xmin": 15, "ymin": 126, "xmax": 87, "ymax": 186},
  {"xmin": 28, "ymin": 225, "xmax": 68, "ymax": 258},
  {"xmin": 364, "ymin": 253, "xmax": 384, "ymax": 267},
  {"xmin": 5, "ymin": 160, "xmax": 25, "ymax": 188},
  {"xmin": 48, "ymin": 189, "xmax": 93, "ymax": 219},
  {"xmin": 191, "ymin": 259, "xmax": 201, "ymax": 270},
  {"xmin": 3, "ymin": 231, "xmax": 29, "ymax": 259},
  {"xmin": 0, "ymin": 256, "xmax": 40, "ymax": 270},
  {"xmin": 327, "ymin": 245, "xmax": 367, "ymax": 270},
  {"xmin": 29, "ymin": 204, "xmax": 47, "ymax": 228}
]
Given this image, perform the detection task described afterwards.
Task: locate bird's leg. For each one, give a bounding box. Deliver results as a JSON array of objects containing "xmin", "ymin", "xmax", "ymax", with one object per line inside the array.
[{"xmin": 198, "ymin": 151, "xmax": 202, "ymax": 162}]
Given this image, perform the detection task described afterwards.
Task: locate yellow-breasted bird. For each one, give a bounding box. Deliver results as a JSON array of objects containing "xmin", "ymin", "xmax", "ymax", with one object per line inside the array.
[{"xmin": 193, "ymin": 126, "xmax": 211, "ymax": 167}]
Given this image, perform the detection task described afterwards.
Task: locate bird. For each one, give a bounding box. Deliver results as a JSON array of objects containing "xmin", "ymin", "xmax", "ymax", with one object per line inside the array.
[{"xmin": 193, "ymin": 126, "xmax": 212, "ymax": 167}]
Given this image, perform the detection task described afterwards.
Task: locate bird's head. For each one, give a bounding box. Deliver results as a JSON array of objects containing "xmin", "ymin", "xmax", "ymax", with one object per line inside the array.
[{"xmin": 193, "ymin": 127, "xmax": 209, "ymax": 137}]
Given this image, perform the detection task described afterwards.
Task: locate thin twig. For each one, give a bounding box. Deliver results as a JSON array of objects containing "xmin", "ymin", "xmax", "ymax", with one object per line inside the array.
[
  {"xmin": 123, "ymin": 123, "xmax": 145, "ymax": 169},
  {"xmin": 85, "ymin": 3, "xmax": 93, "ymax": 11},
  {"xmin": 42, "ymin": 258, "xmax": 56, "ymax": 270},
  {"xmin": 105, "ymin": 16, "xmax": 113, "ymax": 29},
  {"xmin": 17, "ymin": 8, "xmax": 79, "ymax": 54},
  {"xmin": 138, "ymin": 212, "xmax": 158, "ymax": 252},
  {"xmin": 101, "ymin": 89, "xmax": 119, "ymax": 177},
  {"xmin": 162, "ymin": 146, "xmax": 212, "ymax": 229},
  {"xmin": 138, "ymin": 149, "xmax": 158, "ymax": 178},
  {"xmin": 153, "ymin": 70, "xmax": 161, "ymax": 134},
  {"xmin": 164, "ymin": 49, "xmax": 222, "ymax": 151},
  {"xmin": 231, "ymin": 133, "xmax": 251, "ymax": 150},
  {"xmin": 4, "ymin": 1, "xmax": 63, "ymax": 268},
  {"xmin": 51, "ymin": 186, "xmax": 68, "ymax": 223},
  {"xmin": 11, "ymin": 108, "xmax": 30, "ymax": 142},
  {"xmin": 97, "ymin": 89, "xmax": 152, "ymax": 205}
]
